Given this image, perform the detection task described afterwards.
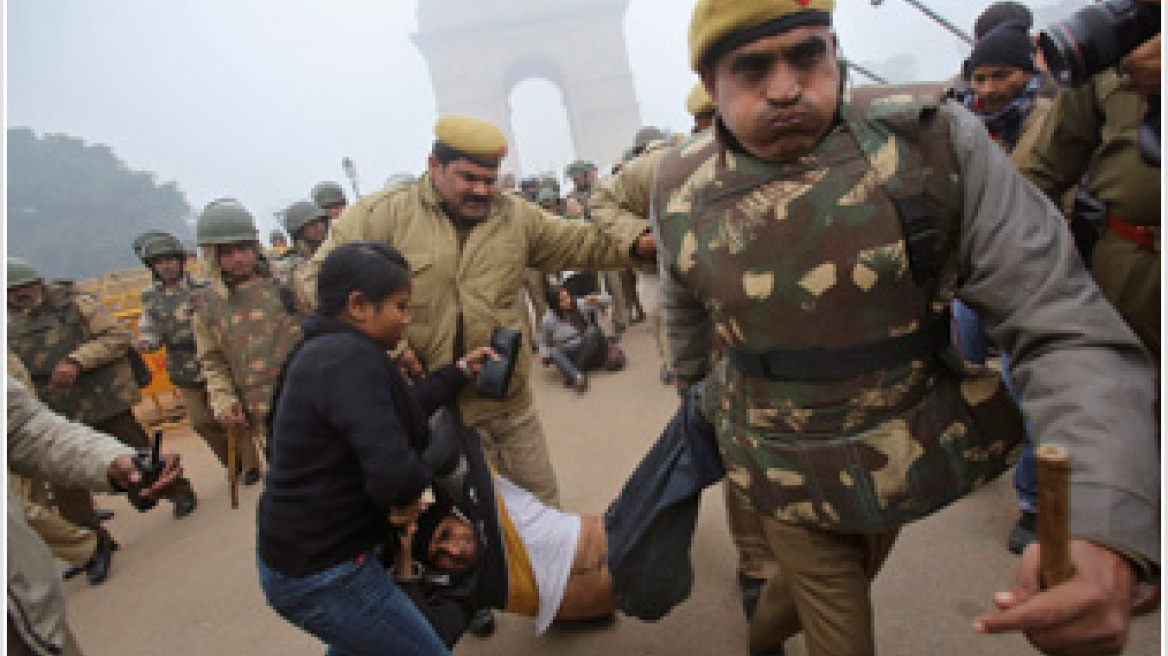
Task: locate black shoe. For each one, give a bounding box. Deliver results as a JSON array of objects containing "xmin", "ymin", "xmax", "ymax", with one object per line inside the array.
[
  {"xmin": 242, "ymin": 468, "xmax": 261, "ymax": 486},
  {"xmin": 468, "ymin": 608, "xmax": 495, "ymax": 637},
  {"xmin": 1007, "ymin": 511, "xmax": 1037, "ymax": 555},
  {"xmin": 95, "ymin": 509, "xmax": 115, "ymax": 522},
  {"xmin": 172, "ymin": 496, "xmax": 197, "ymax": 519},
  {"xmin": 85, "ymin": 530, "xmax": 115, "ymax": 585},
  {"xmin": 62, "ymin": 565, "xmax": 85, "ymax": 580},
  {"xmin": 738, "ymin": 573, "xmax": 766, "ymax": 621}
]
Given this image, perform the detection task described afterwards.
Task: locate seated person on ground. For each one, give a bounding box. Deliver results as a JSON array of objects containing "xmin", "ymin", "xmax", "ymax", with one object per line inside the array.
[{"xmin": 538, "ymin": 285, "xmax": 626, "ymax": 389}]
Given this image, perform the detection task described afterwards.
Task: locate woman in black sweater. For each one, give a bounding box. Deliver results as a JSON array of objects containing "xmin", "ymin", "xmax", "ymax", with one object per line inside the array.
[{"xmin": 256, "ymin": 241, "xmax": 493, "ymax": 656}]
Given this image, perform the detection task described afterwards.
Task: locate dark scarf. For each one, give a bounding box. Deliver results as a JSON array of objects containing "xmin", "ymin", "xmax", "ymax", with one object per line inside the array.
[{"xmin": 965, "ymin": 75, "xmax": 1040, "ymax": 150}]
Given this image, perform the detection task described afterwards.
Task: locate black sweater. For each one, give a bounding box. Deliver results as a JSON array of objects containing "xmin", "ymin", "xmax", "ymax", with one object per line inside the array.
[{"xmin": 257, "ymin": 316, "xmax": 465, "ymax": 577}]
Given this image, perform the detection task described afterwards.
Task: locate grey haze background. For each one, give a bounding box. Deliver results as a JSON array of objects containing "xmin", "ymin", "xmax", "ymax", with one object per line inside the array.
[{"xmin": 7, "ymin": 0, "xmax": 1082, "ymax": 245}]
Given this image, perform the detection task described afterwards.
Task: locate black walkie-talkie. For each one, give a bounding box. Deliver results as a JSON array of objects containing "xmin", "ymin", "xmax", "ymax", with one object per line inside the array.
[{"xmin": 127, "ymin": 430, "xmax": 167, "ymax": 512}]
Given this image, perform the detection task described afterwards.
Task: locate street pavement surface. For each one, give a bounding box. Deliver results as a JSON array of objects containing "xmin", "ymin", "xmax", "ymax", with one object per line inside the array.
[{"xmin": 67, "ymin": 288, "xmax": 1161, "ymax": 656}]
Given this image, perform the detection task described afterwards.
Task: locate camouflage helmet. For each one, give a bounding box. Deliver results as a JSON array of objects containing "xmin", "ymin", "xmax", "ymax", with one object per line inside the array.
[
  {"xmin": 281, "ymin": 200, "xmax": 328, "ymax": 237},
  {"xmin": 634, "ymin": 126, "xmax": 667, "ymax": 150},
  {"xmin": 538, "ymin": 173, "xmax": 560, "ymax": 194},
  {"xmin": 134, "ymin": 231, "xmax": 185, "ymax": 262},
  {"xmin": 196, "ymin": 198, "xmax": 259, "ymax": 246},
  {"xmin": 564, "ymin": 160, "xmax": 596, "ymax": 179},
  {"xmin": 536, "ymin": 186, "xmax": 559, "ymax": 205},
  {"xmin": 7, "ymin": 257, "xmax": 42, "ymax": 289},
  {"xmin": 311, "ymin": 181, "xmax": 347, "ymax": 208}
]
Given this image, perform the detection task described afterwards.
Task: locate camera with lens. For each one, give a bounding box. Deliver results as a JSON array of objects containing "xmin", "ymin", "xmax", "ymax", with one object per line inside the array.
[
  {"xmin": 1038, "ymin": 0, "xmax": 1161, "ymax": 165},
  {"xmin": 476, "ymin": 327, "xmax": 522, "ymax": 400},
  {"xmin": 127, "ymin": 430, "xmax": 167, "ymax": 512}
]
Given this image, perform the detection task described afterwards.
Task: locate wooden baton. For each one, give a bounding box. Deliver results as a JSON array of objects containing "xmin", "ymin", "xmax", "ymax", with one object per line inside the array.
[
  {"xmin": 1037, "ymin": 444, "xmax": 1075, "ymax": 587},
  {"xmin": 227, "ymin": 425, "xmax": 240, "ymax": 510}
]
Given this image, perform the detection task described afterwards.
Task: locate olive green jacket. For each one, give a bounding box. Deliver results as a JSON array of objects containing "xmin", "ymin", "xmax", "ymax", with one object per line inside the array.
[
  {"xmin": 7, "ymin": 379, "xmax": 133, "ymax": 656},
  {"xmin": 7, "ymin": 282, "xmax": 140, "ymax": 424},
  {"xmin": 304, "ymin": 174, "xmax": 646, "ymax": 425},
  {"xmin": 1020, "ymin": 71, "xmax": 1160, "ymax": 225}
]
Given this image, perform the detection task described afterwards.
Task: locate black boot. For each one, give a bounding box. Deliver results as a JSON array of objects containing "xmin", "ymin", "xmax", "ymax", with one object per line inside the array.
[
  {"xmin": 468, "ymin": 608, "xmax": 496, "ymax": 637},
  {"xmin": 242, "ymin": 468, "xmax": 262, "ymax": 486},
  {"xmin": 738, "ymin": 573, "xmax": 765, "ymax": 620},
  {"xmin": 1007, "ymin": 511, "xmax": 1037, "ymax": 555},
  {"xmin": 85, "ymin": 529, "xmax": 115, "ymax": 584},
  {"xmin": 172, "ymin": 495, "xmax": 197, "ymax": 519}
]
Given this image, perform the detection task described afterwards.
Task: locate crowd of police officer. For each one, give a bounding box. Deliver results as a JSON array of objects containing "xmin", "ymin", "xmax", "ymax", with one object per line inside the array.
[{"xmin": 7, "ymin": 1, "xmax": 1162, "ymax": 655}]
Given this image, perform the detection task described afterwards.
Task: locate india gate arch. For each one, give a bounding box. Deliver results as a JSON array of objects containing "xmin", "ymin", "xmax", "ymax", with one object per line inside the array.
[{"xmin": 413, "ymin": 0, "xmax": 643, "ymax": 174}]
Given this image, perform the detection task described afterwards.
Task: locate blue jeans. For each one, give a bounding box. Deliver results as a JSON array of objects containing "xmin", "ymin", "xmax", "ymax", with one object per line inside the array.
[
  {"xmin": 257, "ymin": 552, "xmax": 451, "ymax": 656},
  {"xmin": 951, "ymin": 301, "xmax": 1036, "ymax": 513}
]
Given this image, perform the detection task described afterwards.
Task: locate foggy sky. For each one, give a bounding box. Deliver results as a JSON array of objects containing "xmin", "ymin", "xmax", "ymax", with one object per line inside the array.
[{"xmin": 7, "ymin": 1, "xmax": 1078, "ymax": 243}]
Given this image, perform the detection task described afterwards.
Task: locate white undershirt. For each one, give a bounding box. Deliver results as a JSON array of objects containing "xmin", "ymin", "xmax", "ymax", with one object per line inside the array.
[{"xmin": 495, "ymin": 473, "xmax": 581, "ymax": 634}]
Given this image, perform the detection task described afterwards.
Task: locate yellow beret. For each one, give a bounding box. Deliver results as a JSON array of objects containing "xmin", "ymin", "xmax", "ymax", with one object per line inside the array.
[
  {"xmin": 435, "ymin": 115, "xmax": 508, "ymax": 162},
  {"xmin": 689, "ymin": 0, "xmax": 834, "ymax": 71},
  {"xmin": 685, "ymin": 82, "xmax": 715, "ymax": 117}
]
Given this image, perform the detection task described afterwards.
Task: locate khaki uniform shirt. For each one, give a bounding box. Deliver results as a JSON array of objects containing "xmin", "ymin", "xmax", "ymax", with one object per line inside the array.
[
  {"xmin": 1021, "ymin": 71, "xmax": 1160, "ymax": 225},
  {"xmin": 304, "ymin": 175, "xmax": 647, "ymax": 425},
  {"xmin": 7, "ymin": 379, "xmax": 133, "ymax": 656}
]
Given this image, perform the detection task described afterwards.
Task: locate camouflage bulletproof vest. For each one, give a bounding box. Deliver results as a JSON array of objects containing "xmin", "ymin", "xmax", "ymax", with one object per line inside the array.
[
  {"xmin": 142, "ymin": 278, "xmax": 208, "ymax": 387},
  {"xmin": 270, "ymin": 242, "xmax": 310, "ymax": 289},
  {"xmin": 654, "ymin": 87, "xmax": 1024, "ymax": 532},
  {"xmin": 194, "ymin": 277, "xmax": 302, "ymax": 424},
  {"xmin": 8, "ymin": 282, "xmax": 137, "ymax": 424}
]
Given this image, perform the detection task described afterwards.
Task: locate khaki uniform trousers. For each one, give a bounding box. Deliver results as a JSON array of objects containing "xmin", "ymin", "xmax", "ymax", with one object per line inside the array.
[
  {"xmin": 8, "ymin": 619, "xmax": 83, "ymax": 656},
  {"xmin": 724, "ymin": 484, "xmax": 778, "ymax": 581},
  {"xmin": 524, "ymin": 270, "xmax": 552, "ymax": 347},
  {"xmin": 178, "ymin": 384, "xmax": 260, "ymax": 473},
  {"xmin": 470, "ymin": 402, "xmax": 560, "ymax": 508},
  {"xmin": 750, "ymin": 516, "xmax": 898, "ymax": 656},
  {"xmin": 636, "ymin": 272, "xmax": 672, "ymax": 375},
  {"xmin": 1091, "ymin": 231, "xmax": 1160, "ymax": 358},
  {"xmin": 11, "ymin": 476, "xmax": 95, "ymax": 567},
  {"xmin": 602, "ymin": 271, "xmax": 630, "ymax": 329},
  {"xmin": 43, "ymin": 484, "xmax": 101, "ymax": 533}
]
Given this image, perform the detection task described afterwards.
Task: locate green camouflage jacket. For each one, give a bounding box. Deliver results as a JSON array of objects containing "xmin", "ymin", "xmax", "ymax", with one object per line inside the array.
[
  {"xmin": 193, "ymin": 256, "xmax": 303, "ymax": 424},
  {"xmin": 654, "ymin": 86, "xmax": 1024, "ymax": 532},
  {"xmin": 140, "ymin": 277, "xmax": 209, "ymax": 388},
  {"xmin": 8, "ymin": 282, "xmax": 140, "ymax": 425}
]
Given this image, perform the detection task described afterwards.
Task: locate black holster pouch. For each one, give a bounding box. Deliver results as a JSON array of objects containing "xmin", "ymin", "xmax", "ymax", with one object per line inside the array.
[{"xmin": 476, "ymin": 327, "xmax": 521, "ymax": 400}]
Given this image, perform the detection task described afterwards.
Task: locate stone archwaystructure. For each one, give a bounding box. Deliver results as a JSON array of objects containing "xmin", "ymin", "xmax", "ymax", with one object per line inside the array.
[{"xmin": 413, "ymin": 0, "xmax": 643, "ymax": 172}]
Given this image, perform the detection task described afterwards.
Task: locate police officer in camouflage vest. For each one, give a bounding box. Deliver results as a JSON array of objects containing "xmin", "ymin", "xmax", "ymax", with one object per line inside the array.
[
  {"xmin": 311, "ymin": 181, "xmax": 348, "ymax": 224},
  {"xmin": 192, "ymin": 199, "xmax": 303, "ymax": 471},
  {"xmin": 135, "ymin": 232, "xmax": 261, "ymax": 486},
  {"xmin": 7, "ymin": 257, "xmax": 198, "ymax": 520},
  {"xmin": 273, "ymin": 200, "xmax": 329, "ymax": 290},
  {"xmin": 651, "ymin": 1, "xmax": 1159, "ymax": 654}
]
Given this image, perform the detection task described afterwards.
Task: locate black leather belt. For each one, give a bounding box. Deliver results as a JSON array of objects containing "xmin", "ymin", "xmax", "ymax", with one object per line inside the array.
[{"xmin": 727, "ymin": 319, "xmax": 949, "ymax": 382}]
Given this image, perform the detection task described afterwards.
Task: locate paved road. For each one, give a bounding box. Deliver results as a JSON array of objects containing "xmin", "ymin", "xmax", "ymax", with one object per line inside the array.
[{"xmin": 66, "ymin": 307, "xmax": 1160, "ymax": 656}]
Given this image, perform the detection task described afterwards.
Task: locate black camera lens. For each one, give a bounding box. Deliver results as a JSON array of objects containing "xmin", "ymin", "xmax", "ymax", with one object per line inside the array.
[{"xmin": 1038, "ymin": 0, "xmax": 1160, "ymax": 87}]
